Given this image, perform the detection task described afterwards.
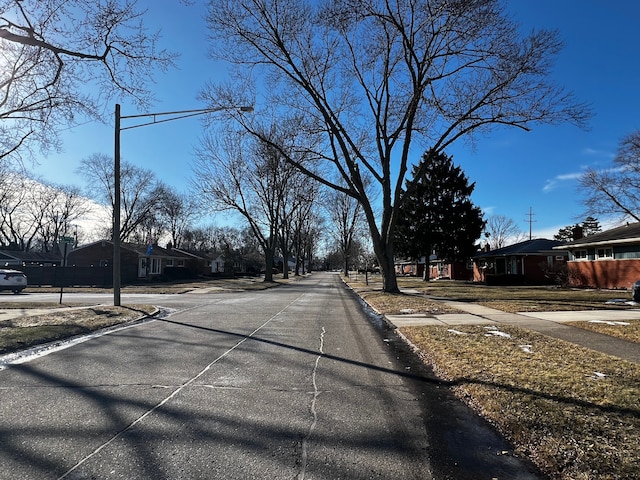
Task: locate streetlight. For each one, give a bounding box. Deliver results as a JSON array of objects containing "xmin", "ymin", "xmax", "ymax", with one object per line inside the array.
[{"xmin": 113, "ymin": 104, "xmax": 253, "ymax": 306}]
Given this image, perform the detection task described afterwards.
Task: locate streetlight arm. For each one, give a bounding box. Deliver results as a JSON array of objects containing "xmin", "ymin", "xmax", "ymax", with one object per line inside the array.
[
  {"xmin": 112, "ymin": 102, "xmax": 253, "ymax": 306},
  {"xmin": 120, "ymin": 106, "xmax": 254, "ymax": 131}
]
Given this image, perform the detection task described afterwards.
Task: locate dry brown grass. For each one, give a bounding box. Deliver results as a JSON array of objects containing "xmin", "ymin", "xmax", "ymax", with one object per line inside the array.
[
  {"xmin": 347, "ymin": 274, "xmax": 638, "ymax": 313},
  {"xmin": 353, "ymin": 289, "xmax": 461, "ymax": 315},
  {"xmin": 401, "ymin": 324, "xmax": 640, "ymax": 480},
  {"xmin": 0, "ymin": 305, "xmax": 156, "ymax": 354},
  {"xmin": 568, "ymin": 319, "xmax": 640, "ymax": 344}
]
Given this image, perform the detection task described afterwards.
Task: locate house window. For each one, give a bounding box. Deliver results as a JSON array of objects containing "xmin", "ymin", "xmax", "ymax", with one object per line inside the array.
[
  {"xmin": 166, "ymin": 259, "xmax": 174, "ymax": 267},
  {"xmin": 151, "ymin": 258, "xmax": 161, "ymax": 274},
  {"xmin": 178, "ymin": 260, "xmax": 185, "ymax": 267},
  {"xmin": 596, "ymin": 248, "xmax": 613, "ymax": 260},
  {"xmin": 573, "ymin": 250, "xmax": 588, "ymax": 260}
]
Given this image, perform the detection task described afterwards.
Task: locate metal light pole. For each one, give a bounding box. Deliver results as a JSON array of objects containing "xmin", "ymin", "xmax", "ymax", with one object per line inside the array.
[{"xmin": 113, "ymin": 104, "xmax": 253, "ymax": 306}]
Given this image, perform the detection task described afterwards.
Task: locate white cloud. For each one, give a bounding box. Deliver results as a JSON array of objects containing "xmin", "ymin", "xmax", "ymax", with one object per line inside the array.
[{"xmin": 543, "ymin": 171, "xmax": 583, "ymax": 193}]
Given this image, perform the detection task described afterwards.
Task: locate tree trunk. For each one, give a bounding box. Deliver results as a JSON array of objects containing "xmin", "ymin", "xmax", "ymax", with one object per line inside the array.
[
  {"xmin": 371, "ymin": 230, "xmax": 400, "ymax": 293},
  {"xmin": 264, "ymin": 248, "xmax": 275, "ymax": 282},
  {"xmin": 379, "ymin": 250, "xmax": 399, "ymax": 293}
]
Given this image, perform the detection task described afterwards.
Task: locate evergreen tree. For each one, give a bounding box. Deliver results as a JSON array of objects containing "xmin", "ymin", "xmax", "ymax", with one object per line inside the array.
[
  {"xmin": 394, "ymin": 151, "xmax": 485, "ymax": 263},
  {"xmin": 554, "ymin": 216, "xmax": 602, "ymax": 242},
  {"xmin": 582, "ymin": 216, "xmax": 602, "ymax": 236}
]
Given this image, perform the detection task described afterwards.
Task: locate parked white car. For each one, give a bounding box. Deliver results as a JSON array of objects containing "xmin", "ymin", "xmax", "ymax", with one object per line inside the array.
[{"xmin": 0, "ymin": 269, "xmax": 27, "ymax": 294}]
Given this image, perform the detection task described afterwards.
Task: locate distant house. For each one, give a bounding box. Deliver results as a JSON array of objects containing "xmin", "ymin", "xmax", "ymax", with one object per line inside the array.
[
  {"xmin": 554, "ymin": 222, "xmax": 640, "ymax": 289},
  {"xmin": 428, "ymin": 255, "xmax": 473, "ymax": 281},
  {"xmin": 395, "ymin": 255, "xmax": 472, "ymax": 281},
  {"xmin": 395, "ymin": 258, "xmax": 425, "ymax": 278},
  {"xmin": 67, "ymin": 240, "xmax": 196, "ymax": 283},
  {"xmin": 172, "ymin": 248, "xmax": 227, "ymax": 275},
  {"xmin": 472, "ymin": 239, "xmax": 568, "ymax": 285},
  {"xmin": 0, "ymin": 250, "xmax": 62, "ymax": 267}
]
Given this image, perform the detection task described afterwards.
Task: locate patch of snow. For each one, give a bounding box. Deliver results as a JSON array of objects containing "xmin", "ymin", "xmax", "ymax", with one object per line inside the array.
[
  {"xmin": 485, "ymin": 330, "xmax": 511, "ymax": 338},
  {"xmin": 588, "ymin": 320, "xmax": 630, "ymax": 326},
  {"xmin": 447, "ymin": 329, "xmax": 468, "ymax": 335},
  {"xmin": 519, "ymin": 344, "xmax": 533, "ymax": 353},
  {"xmin": 605, "ymin": 299, "xmax": 636, "ymax": 306},
  {"xmin": 400, "ymin": 308, "xmax": 417, "ymax": 314},
  {"xmin": 483, "ymin": 326, "xmax": 511, "ymax": 338},
  {"xmin": 586, "ymin": 371, "xmax": 607, "ymax": 380}
]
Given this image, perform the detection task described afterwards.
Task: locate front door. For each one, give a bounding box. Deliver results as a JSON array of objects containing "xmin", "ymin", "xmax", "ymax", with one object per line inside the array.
[{"xmin": 139, "ymin": 257, "xmax": 148, "ymax": 277}]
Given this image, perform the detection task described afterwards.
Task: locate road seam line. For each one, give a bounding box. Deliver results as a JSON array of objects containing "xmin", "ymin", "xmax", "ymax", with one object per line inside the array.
[{"xmin": 57, "ymin": 295, "xmax": 302, "ymax": 479}]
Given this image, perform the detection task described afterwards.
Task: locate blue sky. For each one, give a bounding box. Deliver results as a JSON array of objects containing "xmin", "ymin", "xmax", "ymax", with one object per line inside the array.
[{"xmin": 39, "ymin": 0, "xmax": 640, "ymax": 239}]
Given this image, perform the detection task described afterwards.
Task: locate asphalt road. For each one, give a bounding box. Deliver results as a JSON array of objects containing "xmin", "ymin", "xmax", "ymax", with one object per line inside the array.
[{"xmin": 0, "ymin": 272, "xmax": 544, "ymax": 479}]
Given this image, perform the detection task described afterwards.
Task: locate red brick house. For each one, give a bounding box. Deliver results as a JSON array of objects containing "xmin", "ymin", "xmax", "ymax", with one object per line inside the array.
[
  {"xmin": 554, "ymin": 222, "xmax": 640, "ymax": 289},
  {"xmin": 395, "ymin": 255, "xmax": 473, "ymax": 281},
  {"xmin": 67, "ymin": 240, "xmax": 195, "ymax": 283},
  {"xmin": 395, "ymin": 258, "xmax": 425, "ymax": 277},
  {"xmin": 472, "ymin": 239, "xmax": 568, "ymax": 285}
]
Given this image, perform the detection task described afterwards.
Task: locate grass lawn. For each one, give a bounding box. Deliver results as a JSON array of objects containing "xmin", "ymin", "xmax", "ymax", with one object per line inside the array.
[
  {"xmin": 401, "ymin": 324, "xmax": 640, "ymax": 480},
  {"xmin": 348, "ymin": 274, "xmax": 638, "ymax": 313},
  {"xmin": 568, "ymin": 319, "xmax": 640, "ymax": 344},
  {"xmin": 345, "ymin": 275, "xmax": 640, "ymax": 480},
  {"xmin": 0, "ymin": 305, "xmax": 157, "ymax": 355}
]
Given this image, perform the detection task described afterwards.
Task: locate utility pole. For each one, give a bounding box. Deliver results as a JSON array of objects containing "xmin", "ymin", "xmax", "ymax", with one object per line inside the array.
[
  {"xmin": 525, "ymin": 207, "xmax": 536, "ymax": 240},
  {"xmin": 112, "ymin": 103, "xmax": 253, "ymax": 307}
]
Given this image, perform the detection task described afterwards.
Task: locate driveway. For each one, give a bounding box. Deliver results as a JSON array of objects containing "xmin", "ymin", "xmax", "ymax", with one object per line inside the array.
[{"xmin": 0, "ymin": 273, "xmax": 543, "ymax": 479}]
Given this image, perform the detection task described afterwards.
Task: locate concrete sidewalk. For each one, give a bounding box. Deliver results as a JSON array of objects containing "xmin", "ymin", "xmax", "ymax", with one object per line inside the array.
[{"xmin": 386, "ymin": 301, "xmax": 640, "ymax": 364}]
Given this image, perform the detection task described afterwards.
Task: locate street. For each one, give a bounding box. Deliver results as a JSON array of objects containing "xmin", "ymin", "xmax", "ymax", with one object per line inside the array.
[{"xmin": 0, "ymin": 273, "xmax": 543, "ymax": 479}]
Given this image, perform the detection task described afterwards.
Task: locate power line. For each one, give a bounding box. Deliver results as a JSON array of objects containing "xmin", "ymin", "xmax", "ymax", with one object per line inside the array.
[{"xmin": 524, "ymin": 207, "xmax": 536, "ymax": 240}]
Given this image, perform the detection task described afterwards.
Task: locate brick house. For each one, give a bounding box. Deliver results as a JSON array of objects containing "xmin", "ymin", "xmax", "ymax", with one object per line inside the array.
[
  {"xmin": 67, "ymin": 240, "xmax": 195, "ymax": 283},
  {"xmin": 172, "ymin": 248, "xmax": 226, "ymax": 275},
  {"xmin": 395, "ymin": 255, "xmax": 473, "ymax": 281},
  {"xmin": 553, "ymin": 222, "xmax": 640, "ymax": 289},
  {"xmin": 428, "ymin": 257, "xmax": 473, "ymax": 281},
  {"xmin": 472, "ymin": 239, "xmax": 568, "ymax": 285},
  {"xmin": 395, "ymin": 258, "xmax": 425, "ymax": 277}
]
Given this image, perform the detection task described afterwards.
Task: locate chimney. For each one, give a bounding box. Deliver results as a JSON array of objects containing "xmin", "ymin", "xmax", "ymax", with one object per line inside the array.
[
  {"xmin": 483, "ymin": 243, "xmax": 491, "ymax": 252},
  {"xmin": 572, "ymin": 225, "xmax": 584, "ymax": 240}
]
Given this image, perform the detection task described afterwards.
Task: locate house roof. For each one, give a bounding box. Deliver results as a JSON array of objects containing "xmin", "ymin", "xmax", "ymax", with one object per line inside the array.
[
  {"xmin": 122, "ymin": 243, "xmax": 193, "ymax": 259},
  {"xmin": 172, "ymin": 248, "xmax": 220, "ymax": 261},
  {"xmin": 0, "ymin": 250, "xmax": 62, "ymax": 263},
  {"xmin": 554, "ymin": 222, "xmax": 640, "ymax": 249},
  {"xmin": 474, "ymin": 239, "xmax": 566, "ymax": 259},
  {"xmin": 70, "ymin": 240, "xmax": 194, "ymax": 259}
]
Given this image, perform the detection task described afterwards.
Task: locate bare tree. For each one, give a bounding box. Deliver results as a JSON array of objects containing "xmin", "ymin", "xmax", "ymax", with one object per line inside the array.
[
  {"xmin": 0, "ymin": 172, "xmax": 34, "ymax": 249},
  {"xmin": 484, "ymin": 215, "xmax": 527, "ymax": 250},
  {"xmin": 192, "ymin": 130, "xmax": 285, "ymax": 281},
  {"xmin": 276, "ymin": 168, "xmax": 319, "ymax": 279},
  {"xmin": 204, "ymin": 0, "xmax": 589, "ymax": 292},
  {"xmin": 580, "ymin": 130, "xmax": 640, "ymax": 222},
  {"xmin": 0, "ymin": 171, "xmax": 88, "ymax": 251},
  {"xmin": 158, "ymin": 188, "xmax": 200, "ymax": 249},
  {"xmin": 29, "ymin": 182, "xmax": 89, "ymax": 252},
  {"xmin": 0, "ymin": 0, "xmax": 176, "ymax": 165},
  {"xmin": 78, "ymin": 153, "xmax": 166, "ymax": 243},
  {"xmin": 326, "ymin": 188, "xmax": 366, "ymax": 276}
]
